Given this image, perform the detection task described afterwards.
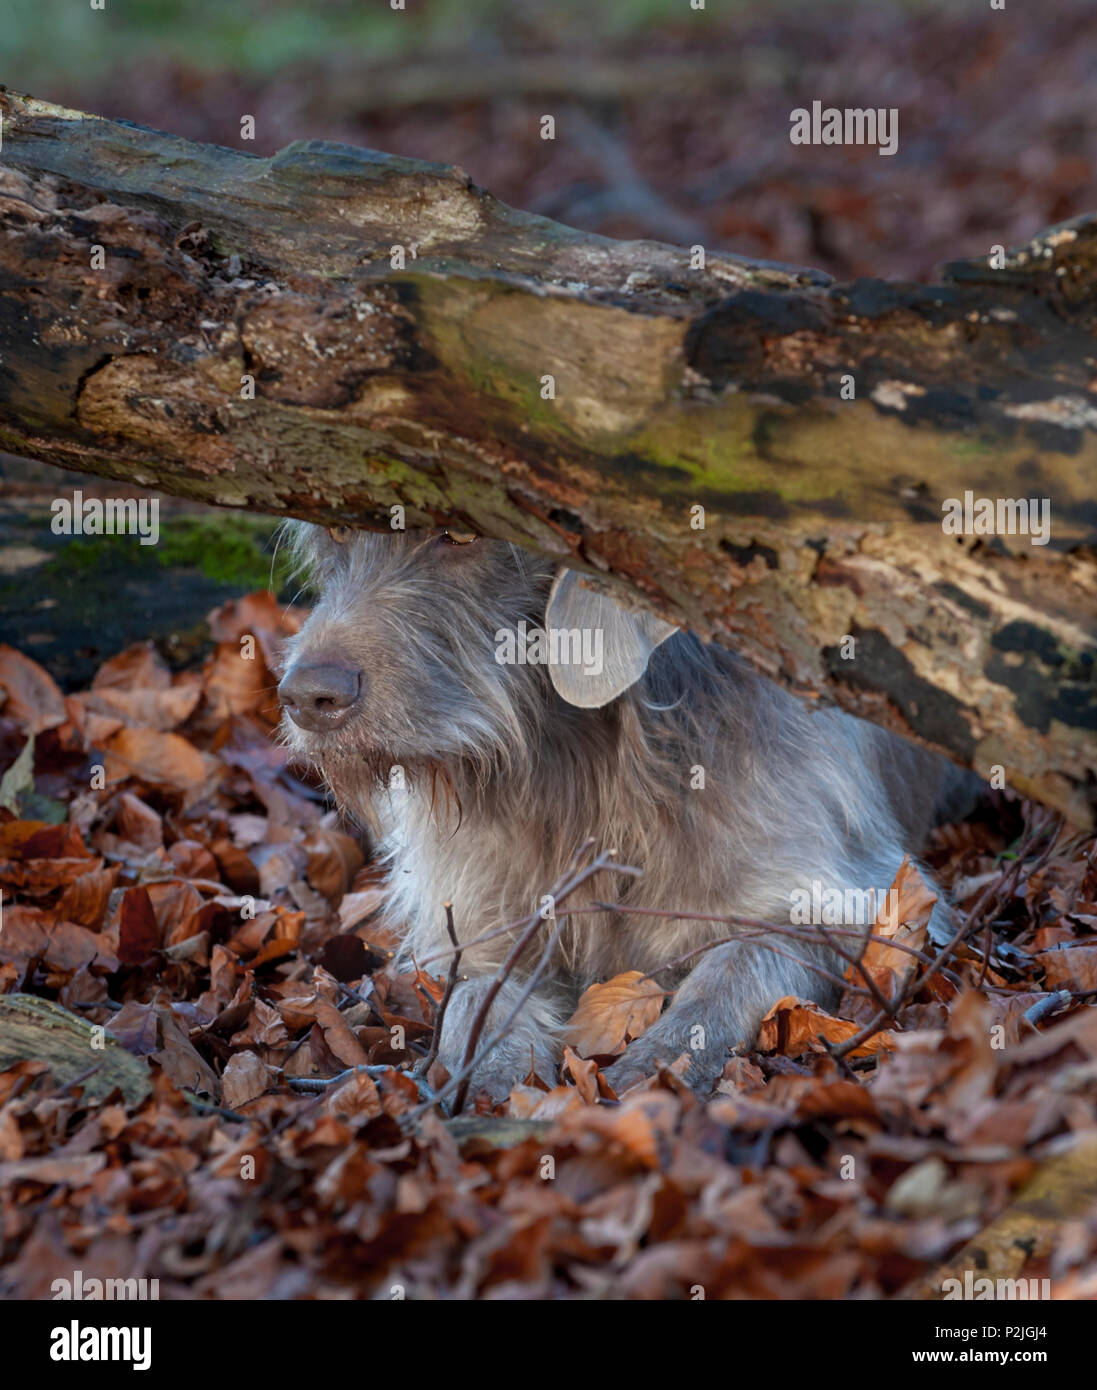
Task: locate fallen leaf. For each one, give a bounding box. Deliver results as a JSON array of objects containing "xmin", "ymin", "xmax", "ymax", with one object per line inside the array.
[
  {"xmin": 56, "ymin": 865, "xmax": 118, "ymax": 929},
  {"xmin": 221, "ymin": 1051, "xmax": 276, "ymax": 1108},
  {"xmin": 102, "ymin": 726, "xmax": 212, "ymax": 789},
  {"xmin": 1037, "ymin": 945, "xmax": 1097, "ymax": 993},
  {"xmin": 840, "ymin": 855, "xmax": 935, "ymax": 1023},
  {"xmin": 0, "ymin": 647, "xmax": 66, "ymax": 732},
  {"xmin": 561, "ymin": 1044, "xmax": 601, "ymax": 1103},
  {"xmin": 92, "ymin": 642, "xmax": 172, "ymax": 692},
  {"xmin": 564, "ymin": 971, "xmax": 665, "ymax": 1057},
  {"xmin": 74, "ymin": 684, "xmax": 201, "ymax": 731},
  {"xmin": 118, "ymin": 886, "xmax": 161, "ymax": 965},
  {"xmin": 757, "ymin": 995, "xmax": 896, "ymax": 1058},
  {"xmin": 0, "ymin": 734, "xmax": 36, "ymax": 815}
]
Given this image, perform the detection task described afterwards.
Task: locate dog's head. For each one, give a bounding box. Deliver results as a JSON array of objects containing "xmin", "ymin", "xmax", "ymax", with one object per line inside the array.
[{"xmin": 277, "ymin": 523, "xmax": 676, "ymax": 801}]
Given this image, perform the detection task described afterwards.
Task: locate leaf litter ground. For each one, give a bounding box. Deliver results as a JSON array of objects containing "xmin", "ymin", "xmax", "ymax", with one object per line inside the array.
[{"xmin": 0, "ymin": 595, "xmax": 1096, "ymax": 1300}]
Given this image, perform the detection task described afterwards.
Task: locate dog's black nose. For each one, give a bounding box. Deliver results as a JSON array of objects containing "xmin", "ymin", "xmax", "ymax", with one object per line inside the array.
[{"xmin": 278, "ymin": 662, "xmax": 362, "ymax": 732}]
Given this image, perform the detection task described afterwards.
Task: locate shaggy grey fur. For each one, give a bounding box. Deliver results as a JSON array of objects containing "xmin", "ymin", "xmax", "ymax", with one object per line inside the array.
[{"xmin": 278, "ymin": 525, "xmax": 973, "ymax": 1097}]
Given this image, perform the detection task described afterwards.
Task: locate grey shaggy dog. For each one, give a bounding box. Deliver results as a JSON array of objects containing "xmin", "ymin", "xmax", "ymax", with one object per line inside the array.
[{"xmin": 278, "ymin": 524, "xmax": 973, "ymax": 1097}]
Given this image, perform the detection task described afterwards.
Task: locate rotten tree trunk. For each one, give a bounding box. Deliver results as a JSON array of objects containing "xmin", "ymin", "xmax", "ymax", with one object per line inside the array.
[{"xmin": 0, "ymin": 89, "xmax": 1094, "ymax": 824}]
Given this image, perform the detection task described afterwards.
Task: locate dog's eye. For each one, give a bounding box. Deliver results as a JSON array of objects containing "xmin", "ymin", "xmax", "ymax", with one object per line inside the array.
[
  {"xmin": 440, "ymin": 529, "xmax": 478, "ymax": 546},
  {"xmin": 328, "ymin": 526, "xmax": 353, "ymax": 544}
]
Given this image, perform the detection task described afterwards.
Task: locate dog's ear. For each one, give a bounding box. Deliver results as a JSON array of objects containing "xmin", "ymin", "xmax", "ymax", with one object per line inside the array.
[{"xmin": 544, "ymin": 568, "xmax": 677, "ymax": 707}]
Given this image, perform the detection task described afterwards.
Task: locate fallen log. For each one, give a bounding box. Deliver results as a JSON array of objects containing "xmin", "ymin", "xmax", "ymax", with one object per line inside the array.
[{"xmin": 0, "ymin": 89, "xmax": 1094, "ymax": 823}]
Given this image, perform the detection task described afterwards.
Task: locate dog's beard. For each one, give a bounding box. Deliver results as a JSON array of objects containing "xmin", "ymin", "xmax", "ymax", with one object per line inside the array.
[{"xmin": 284, "ymin": 732, "xmax": 464, "ymax": 834}]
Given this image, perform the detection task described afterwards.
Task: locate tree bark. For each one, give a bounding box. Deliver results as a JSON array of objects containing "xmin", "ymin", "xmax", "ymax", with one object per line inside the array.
[{"xmin": 0, "ymin": 88, "xmax": 1094, "ymax": 825}]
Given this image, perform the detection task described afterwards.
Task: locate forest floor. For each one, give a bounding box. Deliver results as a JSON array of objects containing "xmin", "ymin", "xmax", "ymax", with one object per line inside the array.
[{"xmin": 1, "ymin": 605, "xmax": 1096, "ymax": 1299}]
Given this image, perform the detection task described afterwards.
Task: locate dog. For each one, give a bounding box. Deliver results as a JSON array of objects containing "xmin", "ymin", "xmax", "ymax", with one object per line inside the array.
[{"xmin": 278, "ymin": 524, "xmax": 973, "ymax": 1097}]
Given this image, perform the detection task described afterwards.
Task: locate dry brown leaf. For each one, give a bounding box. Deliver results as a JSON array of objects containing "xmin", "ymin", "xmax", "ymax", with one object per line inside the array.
[
  {"xmin": 528, "ymin": 1085, "xmax": 587, "ymax": 1120},
  {"xmin": 56, "ymin": 865, "xmax": 118, "ymax": 929},
  {"xmin": 564, "ymin": 970, "xmax": 665, "ymax": 1057},
  {"xmin": 206, "ymin": 591, "xmax": 305, "ymax": 643},
  {"xmin": 756, "ymin": 995, "xmax": 896, "ymax": 1058},
  {"xmin": 115, "ymin": 791, "xmax": 164, "ymax": 849},
  {"xmin": 337, "ymin": 887, "xmax": 386, "ymax": 932},
  {"xmin": 116, "ymin": 886, "xmax": 162, "ymax": 965},
  {"xmin": 311, "ymin": 998, "xmax": 370, "ymax": 1068},
  {"xmin": 582, "ymin": 1091, "xmax": 682, "ymax": 1167},
  {"xmin": 1037, "ymin": 944, "xmax": 1097, "ymax": 993},
  {"xmin": 858, "ymin": 855, "xmax": 934, "ymax": 985},
  {"xmin": 167, "ymin": 839, "xmax": 220, "ymax": 881},
  {"xmin": 249, "ymin": 935, "xmax": 302, "ymax": 970},
  {"xmin": 92, "ymin": 642, "xmax": 172, "ymax": 691},
  {"xmin": 561, "ymin": 1044, "xmax": 600, "ymax": 1103},
  {"xmin": 0, "ymin": 905, "xmax": 49, "ymax": 963},
  {"xmin": 73, "ymin": 684, "xmax": 201, "ymax": 731},
  {"xmin": 839, "ymin": 855, "xmax": 936, "ymax": 1024},
  {"xmin": 0, "ymin": 645, "xmax": 66, "ymax": 732},
  {"xmin": 0, "ymin": 820, "xmax": 51, "ymax": 857},
  {"xmin": 42, "ymin": 921, "xmax": 117, "ymax": 973},
  {"xmin": 1, "ymin": 855, "xmax": 96, "ymax": 895},
  {"xmin": 152, "ymin": 1005, "xmax": 220, "ymax": 1096},
  {"xmin": 305, "ymin": 825, "xmax": 365, "ymax": 902},
  {"xmin": 221, "ymin": 1051, "xmax": 276, "ymax": 1108},
  {"xmin": 506, "ymin": 1084, "xmax": 551, "ymax": 1119},
  {"xmin": 202, "ymin": 640, "xmax": 276, "ymax": 722},
  {"xmin": 103, "ymin": 726, "xmax": 212, "ymax": 788}
]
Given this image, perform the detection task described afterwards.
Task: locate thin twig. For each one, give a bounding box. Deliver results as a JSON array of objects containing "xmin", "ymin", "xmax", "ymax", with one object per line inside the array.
[
  {"xmin": 285, "ymin": 1063, "xmax": 439, "ymax": 1102},
  {"xmin": 1022, "ymin": 990, "xmax": 1073, "ymax": 1029},
  {"xmin": 181, "ymin": 1091, "xmax": 248, "ymax": 1123},
  {"xmin": 440, "ymin": 911, "xmax": 571, "ymax": 1122},
  {"xmin": 414, "ymin": 902, "xmax": 462, "ymax": 1081},
  {"xmin": 451, "ymin": 841, "xmax": 614, "ymax": 1115},
  {"xmin": 829, "ymin": 806, "xmax": 1060, "ymax": 1060},
  {"xmin": 574, "ymin": 902, "xmax": 964, "ymax": 989},
  {"xmin": 403, "ymin": 843, "xmax": 621, "ymax": 1123},
  {"xmin": 806, "ymin": 919, "xmax": 897, "ymax": 1017},
  {"xmin": 32, "ymin": 1065, "xmax": 102, "ymax": 1102},
  {"xmin": 414, "ymin": 857, "xmax": 642, "ymax": 969}
]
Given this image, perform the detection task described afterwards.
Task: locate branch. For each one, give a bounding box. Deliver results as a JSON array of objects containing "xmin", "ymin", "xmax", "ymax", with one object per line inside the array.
[
  {"xmin": 413, "ymin": 901, "xmax": 462, "ymax": 1081},
  {"xmin": 1, "ymin": 88, "xmax": 1095, "ymax": 821}
]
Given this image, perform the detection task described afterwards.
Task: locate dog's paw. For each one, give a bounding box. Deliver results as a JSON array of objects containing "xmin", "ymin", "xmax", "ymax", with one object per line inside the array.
[
  {"xmin": 606, "ymin": 1037, "xmax": 723, "ymax": 1095},
  {"xmin": 440, "ymin": 1037, "xmax": 559, "ymax": 1103}
]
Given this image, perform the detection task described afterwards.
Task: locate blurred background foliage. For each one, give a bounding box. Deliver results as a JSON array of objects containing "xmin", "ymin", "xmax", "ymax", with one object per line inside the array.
[
  {"xmin": 6, "ymin": 0, "xmax": 1095, "ymax": 281},
  {"xmin": 7, "ymin": 0, "xmax": 722, "ymax": 74}
]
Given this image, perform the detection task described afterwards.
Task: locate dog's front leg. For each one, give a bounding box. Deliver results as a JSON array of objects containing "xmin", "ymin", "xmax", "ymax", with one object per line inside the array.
[
  {"xmin": 434, "ymin": 974, "xmax": 565, "ymax": 1101},
  {"xmin": 606, "ymin": 937, "xmax": 837, "ymax": 1092}
]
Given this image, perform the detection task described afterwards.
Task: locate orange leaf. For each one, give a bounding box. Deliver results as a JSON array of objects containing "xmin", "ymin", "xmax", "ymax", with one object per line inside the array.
[
  {"xmin": 561, "ymin": 1044, "xmax": 600, "ymax": 1103},
  {"xmin": 0, "ymin": 646, "xmax": 66, "ymax": 733},
  {"xmin": 841, "ymin": 856, "xmax": 936, "ymax": 1018},
  {"xmin": 564, "ymin": 971, "xmax": 665, "ymax": 1057},
  {"xmin": 757, "ymin": 995, "xmax": 895, "ymax": 1059},
  {"xmin": 103, "ymin": 726, "xmax": 212, "ymax": 789}
]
